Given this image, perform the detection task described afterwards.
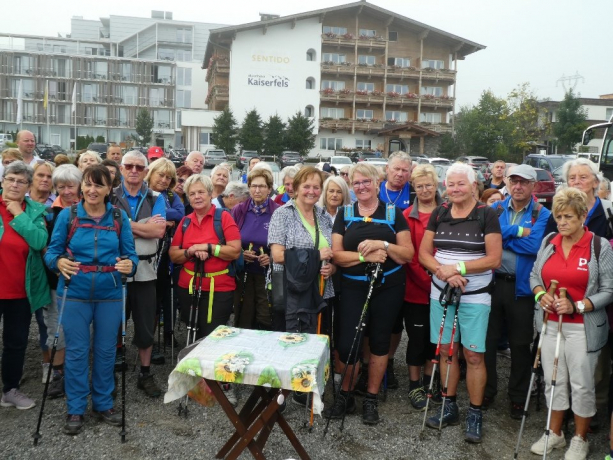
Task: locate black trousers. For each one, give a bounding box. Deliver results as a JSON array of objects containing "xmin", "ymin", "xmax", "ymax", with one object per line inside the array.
[
  {"xmin": 484, "ymin": 277, "xmax": 534, "ymax": 404},
  {"xmin": 0, "ymin": 298, "xmax": 32, "ymax": 393}
]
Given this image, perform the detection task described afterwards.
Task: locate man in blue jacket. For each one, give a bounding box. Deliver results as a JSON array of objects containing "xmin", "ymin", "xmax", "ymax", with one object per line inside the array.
[{"xmin": 483, "ymin": 164, "xmax": 550, "ymax": 419}]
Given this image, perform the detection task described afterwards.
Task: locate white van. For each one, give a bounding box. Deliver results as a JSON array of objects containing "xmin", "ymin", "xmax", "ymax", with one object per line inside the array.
[{"xmin": 0, "ymin": 133, "xmax": 13, "ymax": 149}]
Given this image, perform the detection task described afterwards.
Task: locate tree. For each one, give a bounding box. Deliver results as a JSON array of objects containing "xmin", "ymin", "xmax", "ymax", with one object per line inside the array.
[
  {"xmin": 212, "ymin": 107, "xmax": 238, "ymax": 155},
  {"xmin": 507, "ymin": 83, "xmax": 542, "ymax": 160},
  {"xmin": 135, "ymin": 108, "xmax": 154, "ymax": 146},
  {"xmin": 552, "ymin": 89, "xmax": 587, "ymax": 153},
  {"xmin": 285, "ymin": 111, "xmax": 316, "ymax": 156},
  {"xmin": 237, "ymin": 109, "xmax": 264, "ymax": 152},
  {"xmin": 437, "ymin": 133, "xmax": 459, "ymax": 158},
  {"xmin": 95, "ymin": 135, "xmax": 106, "ymax": 143},
  {"xmin": 262, "ymin": 114, "xmax": 286, "ymax": 157}
]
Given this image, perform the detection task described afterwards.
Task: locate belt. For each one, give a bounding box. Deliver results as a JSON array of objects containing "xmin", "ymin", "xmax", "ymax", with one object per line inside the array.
[
  {"xmin": 342, "ymin": 265, "xmax": 402, "ymax": 284},
  {"xmin": 138, "ymin": 253, "xmax": 157, "ymax": 261},
  {"xmin": 183, "ymin": 266, "xmax": 230, "ymax": 324},
  {"xmin": 79, "ymin": 265, "xmax": 117, "ymax": 274},
  {"xmin": 495, "ymin": 273, "xmax": 516, "ymax": 282}
]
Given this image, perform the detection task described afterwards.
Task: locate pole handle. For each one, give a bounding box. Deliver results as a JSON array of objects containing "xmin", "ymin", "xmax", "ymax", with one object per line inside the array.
[
  {"xmin": 547, "ymin": 279, "xmax": 559, "ymax": 296},
  {"xmin": 120, "ymin": 256, "xmax": 129, "ymax": 283}
]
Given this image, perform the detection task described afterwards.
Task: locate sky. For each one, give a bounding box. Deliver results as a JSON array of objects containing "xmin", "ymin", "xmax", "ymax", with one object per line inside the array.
[{"xmin": 4, "ymin": 0, "xmax": 611, "ymax": 108}]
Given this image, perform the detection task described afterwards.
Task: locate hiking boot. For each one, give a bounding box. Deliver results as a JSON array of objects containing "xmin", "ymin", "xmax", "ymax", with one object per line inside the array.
[
  {"xmin": 354, "ymin": 364, "xmax": 369, "ymax": 396},
  {"xmin": 292, "ymin": 391, "xmax": 310, "ymax": 407},
  {"xmin": 1, "ymin": 388, "xmax": 35, "ymax": 410},
  {"xmin": 151, "ymin": 350, "xmax": 165, "ymax": 365},
  {"xmin": 464, "ymin": 407, "xmax": 483, "ymax": 443},
  {"xmin": 408, "ymin": 386, "xmax": 428, "ymax": 411},
  {"xmin": 425, "ymin": 399, "xmax": 460, "ymax": 429},
  {"xmin": 137, "ymin": 373, "xmax": 161, "ymax": 398},
  {"xmin": 93, "ymin": 408, "xmax": 122, "ymax": 426},
  {"xmin": 42, "ymin": 362, "xmax": 52, "ymax": 384},
  {"xmin": 530, "ymin": 431, "xmax": 566, "ymax": 455},
  {"xmin": 429, "ymin": 373, "xmax": 443, "ymax": 405},
  {"xmin": 564, "ymin": 435, "xmax": 589, "ymax": 460},
  {"xmin": 48, "ymin": 374, "xmax": 65, "ymax": 399},
  {"xmin": 222, "ymin": 383, "xmax": 238, "ymax": 407},
  {"xmin": 362, "ymin": 393, "xmax": 379, "ymax": 425},
  {"xmin": 384, "ymin": 358, "xmax": 399, "ymax": 390},
  {"xmin": 510, "ymin": 401, "xmax": 525, "ymax": 420},
  {"xmin": 323, "ymin": 391, "xmax": 356, "ymax": 419},
  {"xmin": 64, "ymin": 414, "xmax": 84, "ymax": 435}
]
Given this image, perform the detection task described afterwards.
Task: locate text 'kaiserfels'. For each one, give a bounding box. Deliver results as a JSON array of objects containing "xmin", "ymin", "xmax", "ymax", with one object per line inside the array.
[{"xmin": 247, "ymin": 74, "xmax": 290, "ymax": 88}]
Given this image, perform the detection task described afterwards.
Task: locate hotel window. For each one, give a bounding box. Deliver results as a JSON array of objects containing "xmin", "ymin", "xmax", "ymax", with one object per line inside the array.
[
  {"xmin": 421, "ymin": 86, "xmax": 443, "ymax": 96},
  {"xmin": 358, "ymin": 55, "xmax": 376, "ymax": 66},
  {"xmin": 356, "ymin": 139, "xmax": 372, "ymax": 149},
  {"xmin": 322, "ymin": 53, "xmax": 346, "ymax": 64},
  {"xmin": 386, "ymin": 111, "xmax": 408, "ymax": 122},
  {"xmin": 387, "ymin": 57, "xmax": 411, "ymax": 68},
  {"xmin": 356, "ymin": 109, "xmax": 373, "ymax": 120},
  {"xmin": 176, "ymin": 90, "xmax": 191, "ymax": 108},
  {"xmin": 177, "ymin": 68, "xmax": 192, "ymax": 86},
  {"xmin": 323, "ymin": 26, "xmax": 347, "ymax": 35},
  {"xmin": 306, "ymin": 77, "xmax": 315, "ymax": 89},
  {"xmin": 388, "ymin": 31, "xmax": 398, "ymax": 41},
  {"xmin": 304, "ymin": 105, "xmax": 314, "ymax": 117},
  {"xmin": 306, "ymin": 49, "xmax": 316, "ymax": 61},
  {"xmin": 359, "ymin": 29, "xmax": 377, "ymax": 37},
  {"xmin": 357, "ymin": 82, "xmax": 374, "ymax": 92},
  {"xmin": 385, "ymin": 84, "xmax": 409, "ymax": 94},
  {"xmin": 320, "ymin": 138, "xmax": 343, "ymax": 151},
  {"xmin": 420, "ymin": 113, "xmax": 442, "ymax": 123},
  {"xmin": 321, "ymin": 80, "xmax": 345, "ymax": 91},
  {"xmin": 320, "ymin": 107, "xmax": 345, "ymax": 119},
  {"xmin": 422, "ymin": 59, "xmax": 445, "ymax": 69}
]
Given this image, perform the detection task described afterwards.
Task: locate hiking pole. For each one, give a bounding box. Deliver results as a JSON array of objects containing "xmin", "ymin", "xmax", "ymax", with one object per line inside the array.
[
  {"xmin": 542, "ymin": 288, "xmax": 566, "ymax": 460},
  {"xmin": 438, "ymin": 287, "xmax": 461, "ymax": 432},
  {"xmin": 323, "ymin": 263, "xmax": 381, "ymax": 438},
  {"xmin": 119, "ymin": 256, "xmax": 129, "ymax": 443},
  {"xmin": 307, "ymin": 261, "xmax": 327, "ymax": 432},
  {"xmin": 421, "ymin": 284, "xmax": 453, "ymax": 433},
  {"xmin": 235, "ymin": 243, "xmax": 252, "ymax": 327},
  {"xmin": 33, "ymin": 260, "xmax": 73, "ymax": 446},
  {"xmin": 170, "ymin": 263, "xmax": 175, "ymax": 366},
  {"xmin": 513, "ymin": 279, "xmax": 559, "ymax": 459}
]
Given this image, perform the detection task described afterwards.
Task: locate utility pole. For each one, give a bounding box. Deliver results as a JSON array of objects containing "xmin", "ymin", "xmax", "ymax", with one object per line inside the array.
[{"xmin": 556, "ymin": 72, "xmax": 585, "ymax": 93}]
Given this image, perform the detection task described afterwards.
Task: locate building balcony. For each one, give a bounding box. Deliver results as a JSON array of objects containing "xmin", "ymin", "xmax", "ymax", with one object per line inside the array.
[
  {"xmin": 355, "ymin": 64, "xmax": 385, "ymax": 77},
  {"xmin": 420, "ymin": 69, "xmax": 457, "ymax": 82},
  {"xmin": 385, "ymin": 66, "xmax": 422, "ymax": 80},
  {"xmin": 205, "ymin": 55, "xmax": 230, "ymax": 83},
  {"xmin": 321, "ymin": 33, "xmax": 386, "ymax": 49},
  {"xmin": 385, "ymin": 93, "xmax": 420, "ymax": 107},
  {"xmin": 418, "ymin": 122, "xmax": 453, "ymax": 134},
  {"xmin": 205, "ymin": 84, "xmax": 229, "ymax": 109},
  {"xmin": 319, "ymin": 118, "xmax": 385, "ymax": 133},
  {"xmin": 420, "ymin": 96, "xmax": 454, "ymax": 109},
  {"xmin": 321, "ymin": 62, "xmax": 355, "ymax": 76}
]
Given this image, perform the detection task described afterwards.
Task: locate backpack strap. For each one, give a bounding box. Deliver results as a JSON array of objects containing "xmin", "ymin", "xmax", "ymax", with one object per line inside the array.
[
  {"xmin": 343, "ymin": 204, "xmax": 355, "ymax": 229},
  {"xmin": 531, "ymin": 202, "xmax": 543, "ymax": 225},
  {"xmin": 213, "ymin": 207, "xmax": 226, "ymax": 244},
  {"xmin": 178, "ymin": 217, "xmax": 192, "ymax": 250},
  {"xmin": 594, "ymin": 234, "xmax": 602, "ymax": 261}
]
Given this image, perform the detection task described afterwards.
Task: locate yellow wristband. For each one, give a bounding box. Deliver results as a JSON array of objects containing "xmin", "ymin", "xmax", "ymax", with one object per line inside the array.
[
  {"xmin": 458, "ymin": 261, "xmax": 466, "ymax": 276},
  {"xmin": 214, "ymin": 245, "xmax": 221, "ymax": 257},
  {"xmin": 534, "ymin": 291, "xmax": 546, "ymax": 302},
  {"xmin": 517, "ymin": 226, "xmax": 524, "ymax": 237},
  {"xmin": 358, "ymin": 253, "xmax": 365, "ymax": 263}
]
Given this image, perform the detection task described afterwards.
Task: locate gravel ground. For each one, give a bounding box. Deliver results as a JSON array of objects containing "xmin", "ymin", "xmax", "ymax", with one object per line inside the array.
[{"xmin": 1, "ymin": 320, "xmax": 610, "ymax": 460}]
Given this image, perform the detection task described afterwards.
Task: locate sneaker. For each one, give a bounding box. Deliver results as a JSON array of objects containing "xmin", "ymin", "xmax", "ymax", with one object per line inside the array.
[
  {"xmin": 362, "ymin": 394, "xmax": 379, "ymax": 425},
  {"xmin": 510, "ymin": 401, "xmax": 525, "ymax": 420},
  {"xmin": 222, "ymin": 383, "xmax": 238, "ymax": 407},
  {"xmin": 1, "ymin": 388, "xmax": 36, "ymax": 410},
  {"xmin": 530, "ymin": 431, "xmax": 566, "ymax": 455},
  {"xmin": 42, "ymin": 363, "xmax": 52, "ymax": 384},
  {"xmin": 323, "ymin": 391, "xmax": 356, "ymax": 419},
  {"xmin": 384, "ymin": 359, "xmax": 399, "ymax": 390},
  {"xmin": 114, "ymin": 350, "xmax": 126, "ymax": 372},
  {"xmin": 137, "ymin": 373, "xmax": 161, "ymax": 398},
  {"xmin": 292, "ymin": 391, "xmax": 310, "ymax": 407},
  {"xmin": 93, "ymin": 408, "xmax": 122, "ymax": 426},
  {"xmin": 48, "ymin": 374, "xmax": 65, "ymax": 399},
  {"xmin": 64, "ymin": 414, "xmax": 84, "ymax": 435},
  {"xmin": 429, "ymin": 373, "xmax": 443, "ymax": 405},
  {"xmin": 464, "ymin": 407, "xmax": 483, "ymax": 443},
  {"xmin": 354, "ymin": 364, "xmax": 369, "ymax": 396},
  {"xmin": 564, "ymin": 435, "xmax": 589, "ymax": 460},
  {"xmin": 425, "ymin": 400, "xmax": 460, "ymax": 429},
  {"xmin": 408, "ymin": 386, "xmax": 428, "ymax": 410}
]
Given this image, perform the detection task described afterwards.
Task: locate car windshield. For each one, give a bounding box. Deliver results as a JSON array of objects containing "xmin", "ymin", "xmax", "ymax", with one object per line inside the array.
[
  {"xmin": 536, "ymin": 170, "xmax": 551, "ymax": 181},
  {"xmin": 283, "ymin": 153, "xmax": 300, "ymax": 157},
  {"xmin": 208, "ymin": 152, "xmax": 225, "ymax": 156},
  {"xmin": 332, "ymin": 157, "xmax": 352, "ymax": 164},
  {"xmin": 549, "ymin": 158, "xmax": 569, "ymax": 169}
]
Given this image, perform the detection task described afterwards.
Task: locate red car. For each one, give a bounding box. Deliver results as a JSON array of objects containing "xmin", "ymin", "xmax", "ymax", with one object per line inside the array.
[{"xmin": 533, "ymin": 168, "xmax": 555, "ymax": 208}]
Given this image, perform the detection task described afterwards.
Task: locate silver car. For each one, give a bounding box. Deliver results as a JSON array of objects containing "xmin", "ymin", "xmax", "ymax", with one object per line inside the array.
[{"xmin": 204, "ymin": 149, "xmax": 227, "ymax": 168}]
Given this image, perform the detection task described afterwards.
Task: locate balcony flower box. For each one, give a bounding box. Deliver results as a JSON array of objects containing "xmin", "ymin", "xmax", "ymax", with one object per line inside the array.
[
  {"xmin": 406, "ymin": 93, "xmax": 418, "ymax": 99},
  {"xmin": 339, "ymin": 88, "xmax": 352, "ymax": 95},
  {"xmin": 357, "ymin": 62, "xmax": 369, "ymax": 67},
  {"xmin": 422, "ymin": 94, "xmax": 435, "ymax": 100},
  {"xmin": 324, "ymin": 32, "xmax": 337, "ymax": 39},
  {"xmin": 322, "ymin": 88, "xmax": 336, "ymax": 95},
  {"xmin": 440, "ymin": 95, "xmax": 451, "ymax": 100},
  {"xmin": 322, "ymin": 60, "xmax": 336, "ymax": 66},
  {"xmin": 321, "ymin": 117, "xmax": 333, "ymax": 121},
  {"xmin": 339, "ymin": 117, "xmax": 349, "ymax": 121},
  {"xmin": 371, "ymin": 90, "xmax": 383, "ymax": 96},
  {"xmin": 386, "ymin": 119, "xmax": 398, "ymax": 124},
  {"xmin": 387, "ymin": 91, "xmax": 400, "ymax": 98},
  {"xmin": 341, "ymin": 61, "xmax": 353, "ymax": 67},
  {"xmin": 341, "ymin": 33, "xmax": 354, "ymax": 39},
  {"xmin": 355, "ymin": 90, "xmax": 369, "ymax": 96}
]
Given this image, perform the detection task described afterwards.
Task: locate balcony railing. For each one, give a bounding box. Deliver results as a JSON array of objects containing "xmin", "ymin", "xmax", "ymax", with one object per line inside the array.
[
  {"xmin": 205, "ymin": 84, "xmax": 229, "ymax": 105},
  {"xmin": 320, "ymin": 62, "xmax": 355, "ymax": 75},
  {"xmin": 420, "ymin": 69, "xmax": 457, "ymax": 82},
  {"xmin": 206, "ymin": 58, "xmax": 230, "ymax": 83},
  {"xmin": 319, "ymin": 118, "xmax": 385, "ymax": 132}
]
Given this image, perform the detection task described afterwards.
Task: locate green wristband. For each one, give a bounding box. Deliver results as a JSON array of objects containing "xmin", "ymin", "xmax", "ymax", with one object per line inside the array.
[
  {"xmin": 358, "ymin": 253, "xmax": 365, "ymax": 263},
  {"xmin": 458, "ymin": 261, "xmax": 466, "ymax": 276},
  {"xmin": 214, "ymin": 245, "xmax": 221, "ymax": 257},
  {"xmin": 517, "ymin": 226, "xmax": 524, "ymax": 237},
  {"xmin": 534, "ymin": 291, "xmax": 546, "ymax": 302}
]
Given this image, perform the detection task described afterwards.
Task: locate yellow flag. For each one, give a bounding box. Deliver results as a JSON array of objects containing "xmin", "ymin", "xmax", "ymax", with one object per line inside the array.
[{"xmin": 43, "ymin": 81, "xmax": 48, "ymax": 110}]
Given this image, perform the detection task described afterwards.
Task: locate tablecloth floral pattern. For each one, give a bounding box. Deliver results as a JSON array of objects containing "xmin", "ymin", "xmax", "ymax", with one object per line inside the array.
[{"xmin": 165, "ymin": 326, "xmax": 330, "ymax": 414}]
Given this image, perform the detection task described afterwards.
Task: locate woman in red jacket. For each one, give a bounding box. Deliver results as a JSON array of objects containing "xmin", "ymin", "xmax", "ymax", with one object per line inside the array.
[{"xmin": 402, "ymin": 164, "xmax": 442, "ymax": 410}]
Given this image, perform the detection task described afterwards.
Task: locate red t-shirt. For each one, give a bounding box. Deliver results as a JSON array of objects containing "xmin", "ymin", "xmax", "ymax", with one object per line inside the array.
[
  {"xmin": 171, "ymin": 205, "xmax": 241, "ymax": 292},
  {"xmin": 402, "ymin": 206, "xmax": 433, "ymax": 304},
  {"xmin": 541, "ymin": 231, "xmax": 592, "ymax": 324},
  {"xmin": 0, "ymin": 197, "xmax": 28, "ymax": 299}
]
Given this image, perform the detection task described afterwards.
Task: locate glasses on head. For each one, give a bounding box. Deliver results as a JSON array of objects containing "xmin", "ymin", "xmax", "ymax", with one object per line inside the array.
[
  {"xmin": 509, "ymin": 178, "xmax": 533, "ymax": 187},
  {"xmin": 3, "ymin": 177, "xmax": 29, "ymax": 187},
  {"xmin": 123, "ymin": 163, "xmax": 145, "ymax": 172},
  {"xmin": 250, "ymin": 184, "xmax": 268, "ymax": 190},
  {"xmin": 414, "ymin": 184, "xmax": 435, "ymax": 192},
  {"xmin": 352, "ymin": 179, "xmax": 373, "ymax": 189}
]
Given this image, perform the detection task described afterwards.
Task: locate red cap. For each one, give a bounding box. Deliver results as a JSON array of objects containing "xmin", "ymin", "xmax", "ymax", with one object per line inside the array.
[{"xmin": 148, "ymin": 146, "xmax": 163, "ymax": 160}]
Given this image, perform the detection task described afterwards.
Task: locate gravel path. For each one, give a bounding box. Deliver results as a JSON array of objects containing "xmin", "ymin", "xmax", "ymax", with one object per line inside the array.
[{"xmin": 1, "ymin": 320, "xmax": 609, "ymax": 460}]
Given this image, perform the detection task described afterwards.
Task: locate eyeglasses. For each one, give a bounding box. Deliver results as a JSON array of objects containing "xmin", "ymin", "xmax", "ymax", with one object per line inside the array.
[
  {"xmin": 352, "ymin": 179, "xmax": 373, "ymax": 189},
  {"xmin": 509, "ymin": 178, "xmax": 533, "ymax": 187},
  {"xmin": 340, "ymin": 172, "xmax": 349, "ymax": 177},
  {"xmin": 249, "ymin": 184, "xmax": 268, "ymax": 190},
  {"xmin": 414, "ymin": 184, "xmax": 435, "ymax": 192},
  {"xmin": 3, "ymin": 177, "xmax": 29, "ymax": 187},
  {"xmin": 123, "ymin": 163, "xmax": 145, "ymax": 172}
]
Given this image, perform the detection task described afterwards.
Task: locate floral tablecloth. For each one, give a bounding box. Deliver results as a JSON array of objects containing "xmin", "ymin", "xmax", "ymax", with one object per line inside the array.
[{"xmin": 164, "ymin": 326, "xmax": 330, "ymax": 414}]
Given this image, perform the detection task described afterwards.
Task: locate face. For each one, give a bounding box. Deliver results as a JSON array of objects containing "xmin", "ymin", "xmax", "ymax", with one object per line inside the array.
[
  {"xmin": 249, "ymin": 176, "xmax": 270, "ymax": 204},
  {"xmin": 352, "ymin": 171, "xmax": 377, "ymax": 202},
  {"xmin": 340, "ymin": 169, "xmax": 350, "ymax": 185},
  {"xmin": 56, "ymin": 181, "xmax": 79, "ymax": 206},
  {"xmin": 79, "ymin": 154, "xmax": 98, "ymax": 171},
  {"xmin": 175, "ymin": 174, "xmax": 190, "ymax": 195},
  {"xmin": 150, "ymin": 170, "xmax": 172, "ymax": 192},
  {"xmin": 486, "ymin": 192, "xmax": 503, "ymax": 206},
  {"xmin": 413, "ymin": 176, "xmax": 436, "ymax": 203},
  {"xmin": 446, "ymin": 172, "xmax": 476, "ymax": 204},
  {"xmin": 224, "ymin": 193, "xmax": 248, "ymax": 210},
  {"xmin": 492, "ymin": 162, "xmax": 505, "ymax": 179},
  {"xmin": 212, "ymin": 168, "xmax": 229, "ymax": 188},
  {"xmin": 599, "ymin": 182, "xmax": 610, "ymax": 200},
  {"xmin": 386, "ymin": 158, "xmax": 411, "ymax": 189},
  {"xmin": 295, "ymin": 175, "xmax": 322, "ymax": 207},
  {"xmin": 508, "ymin": 175, "xmax": 535, "ymax": 204},
  {"xmin": 283, "ymin": 176, "xmax": 294, "ymax": 197},
  {"xmin": 121, "ymin": 159, "xmax": 147, "ymax": 186},
  {"xmin": 17, "ymin": 132, "xmax": 35, "ymax": 156},
  {"xmin": 107, "ymin": 147, "xmax": 122, "ymax": 163},
  {"xmin": 105, "ymin": 166, "xmax": 118, "ymax": 183},
  {"xmin": 187, "ymin": 182, "xmax": 212, "ymax": 211},
  {"xmin": 554, "ymin": 206, "xmax": 586, "ymax": 237},
  {"xmin": 2, "ymin": 156, "xmax": 19, "ymax": 167},
  {"xmin": 185, "ymin": 153, "xmax": 204, "ymax": 174},
  {"xmin": 32, "ymin": 166, "xmax": 53, "ymax": 193},
  {"xmin": 567, "ymin": 165, "xmax": 597, "ymax": 196},
  {"xmin": 326, "ymin": 181, "xmax": 344, "ymax": 209},
  {"xmin": 248, "ymin": 158, "xmax": 260, "ymax": 171},
  {"xmin": 81, "ymin": 177, "xmax": 111, "ymax": 208},
  {"xmin": 2, "ymin": 173, "xmax": 29, "ymax": 202}
]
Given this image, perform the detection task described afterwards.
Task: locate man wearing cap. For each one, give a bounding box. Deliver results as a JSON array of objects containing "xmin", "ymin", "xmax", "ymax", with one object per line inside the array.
[
  {"xmin": 483, "ymin": 164, "xmax": 550, "ymax": 418},
  {"xmin": 147, "ymin": 146, "xmax": 163, "ymax": 163}
]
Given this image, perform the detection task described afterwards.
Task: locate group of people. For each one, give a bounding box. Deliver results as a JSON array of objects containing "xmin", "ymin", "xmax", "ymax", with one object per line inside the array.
[{"xmin": 1, "ymin": 134, "xmax": 613, "ymax": 460}]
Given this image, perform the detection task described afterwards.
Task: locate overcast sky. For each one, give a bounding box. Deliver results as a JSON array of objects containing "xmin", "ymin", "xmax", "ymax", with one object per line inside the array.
[{"xmin": 5, "ymin": 0, "xmax": 611, "ymax": 108}]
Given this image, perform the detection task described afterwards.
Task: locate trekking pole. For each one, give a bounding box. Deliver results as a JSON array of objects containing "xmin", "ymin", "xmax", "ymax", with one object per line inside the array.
[
  {"xmin": 307, "ymin": 260, "xmax": 327, "ymax": 432},
  {"xmin": 542, "ymin": 287, "xmax": 566, "ymax": 460},
  {"xmin": 119, "ymin": 256, "xmax": 129, "ymax": 443},
  {"xmin": 235, "ymin": 243, "xmax": 252, "ymax": 327},
  {"xmin": 421, "ymin": 284, "xmax": 453, "ymax": 433},
  {"xmin": 438, "ymin": 287, "xmax": 462, "ymax": 432},
  {"xmin": 513, "ymin": 279, "xmax": 559, "ymax": 459},
  {"xmin": 170, "ymin": 263, "xmax": 175, "ymax": 366},
  {"xmin": 33, "ymin": 260, "xmax": 73, "ymax": 446},
  {"xmin": 323, "ymin": 263, "xmax": 381, "ymax": 437}
]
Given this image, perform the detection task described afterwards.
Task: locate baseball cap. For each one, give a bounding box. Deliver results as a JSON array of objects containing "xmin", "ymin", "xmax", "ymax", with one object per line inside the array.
[
  {"xmin": 508, "ymin": 164, "xmax": 536, "ymax": 181},
  {"xmin": 147, "ymin": 146, "xmax": 163, "ymax": 160}
]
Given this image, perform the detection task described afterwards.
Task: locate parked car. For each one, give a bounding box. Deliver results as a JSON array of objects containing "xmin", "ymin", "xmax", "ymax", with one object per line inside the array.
[
  {"xmin": 523, "ymin": 154, "xmax": 574, "ymax": 175},
  {"xmin": 167, "ymin": 148, "xmax": 187, "ymax": 168},
  {"xmin": 364, "ymin": 158, "xmax": 388, "ymax": 167},
  {"xmin": 279, "ymin": 151, "xmax": 302, "ymax": 168},
  {"xmin": 36, "ymin": 144, "xmax": 56, "ymax": 161},
  {"xmin": 87, "ymin": 142, "xmax": 110, "ymax": 158},
  {"xmin": 0, "ymin": 133, "xmax": 14, "ymax": 149},
  {"xmin": 435, "ymin": 164, "xmax": 485, "ymax": 196},
  {"xmin": 456, "ymin": 155, "xmax": 489, "ymax": 167},
  {"xmin": 350, "ymin": 151, "xmax": 377, "ymax": 163},
  {"xmin": 329, "ymin": 156, "xmax": 353, "ymax": 169},
  {"xmin": 236, "ymin": 150, "xmax": 260, "ymax": 169},
  {"xmin": 203, "ymin": 149, "xmax": 227, "ymax": 168},
  {"xmin": 551, "ymin": 166, "xmax": 565, "ymax": 188},
  {"xmin": 417, "ymin": 157, "xmax": 451, "ymax": 165},
  {"xmin": 533, "ymin": 167, "xmax": 555, "ymax": 208},
  {"xmin": 51, "ymin": 145, "xmax": 66, "ymax": 155}
]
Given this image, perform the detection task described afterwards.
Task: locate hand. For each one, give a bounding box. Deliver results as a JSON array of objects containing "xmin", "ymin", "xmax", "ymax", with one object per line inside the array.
[
  {"xmin": 446, "ymin": 274, "xmax": 468, "ymax": 291},
  {"xmin": 357, "ymin": 239, "xmax": 383, "ymax": 256},
  {"xmin": 320, "ymin": 262, "xmax": 335, "ymax": 279},
  {"xmin": 539, "ymin": 293, "xmax": 556, "ymax": 314},
  {"xmin": 243, "ymin": 250, "xmax": 258, "ymax": 263},
  {"xmin": 57, "ymin": 257, "xmax": 80, "ymax": 279},
  {"xmin": 365, "ymin": 249, "xmax": 387, "ymax": 264},
  {"xmin": 521, "ymin": 227, "xmax": 531, "ymax": 237},
  {"xmin": 258, "ymin": 254, "xmax": 270, "ymax": 267},
  {"xmin": 187, "ymin": 245, "xmax": 209, "ymax": 262},
  {"xmin": 552, "ymin": 294, "xmax": 574, "ymax": 315},
  {"xmin": 149, "ymin": 214, "xmax": 166, "ymax": 225},
  {"xmin": 115, "ymin": 257, "xmax": 133, "ymax": 275},
  {"xmin": 166, "ymin": 221, "xmax": 175, "ymax": 228},
  {"xmin": 319, "ymin": 247, "xmax": 333, "ymax": 261},
  {"xmin": 5, "ymin": 200, "xmax": 24, "ymax": 217},
  {"xmin": 435, "ymin": 264, "xmax": 459, "ymax": 282}
]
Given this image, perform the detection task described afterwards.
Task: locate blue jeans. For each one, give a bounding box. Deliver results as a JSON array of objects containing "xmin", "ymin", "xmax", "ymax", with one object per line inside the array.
[{"xmin": 62, "ymin": 299, "xmax": 122, "ymax": 415}]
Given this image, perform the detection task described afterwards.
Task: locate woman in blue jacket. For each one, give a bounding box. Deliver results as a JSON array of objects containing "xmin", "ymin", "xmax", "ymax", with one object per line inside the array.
[{"xmin": 45, "ymin": 165, "xmax": 138, "ymax": 435}]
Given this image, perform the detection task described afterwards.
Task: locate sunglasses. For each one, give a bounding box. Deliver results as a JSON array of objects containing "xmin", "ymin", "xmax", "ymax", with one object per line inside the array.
[
  {"xmin": 123, "ymin": 163, "xmax": 145, "ymax": 172},
  {"xmin": 178, "ymin": 178, "xmax": 186, "ymax": 184},
  {"xmin": 340, "ymin": 172, "xmax": 349, "ymax": 177}
]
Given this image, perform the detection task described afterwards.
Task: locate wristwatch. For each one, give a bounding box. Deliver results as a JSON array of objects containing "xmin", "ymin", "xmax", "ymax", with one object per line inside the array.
[
  {"xmin": 383, "ymin": 241, "xmax": 389, "ymax": 252},
  {"xmin": 577, "ymin": 301, "xmax": 586, "ymax": 315}
]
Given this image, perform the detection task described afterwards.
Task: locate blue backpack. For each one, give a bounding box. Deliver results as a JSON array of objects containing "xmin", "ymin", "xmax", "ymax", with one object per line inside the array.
[{"xmin": 343, "ymin": 202, "xmax": 397, "ymax": 233}]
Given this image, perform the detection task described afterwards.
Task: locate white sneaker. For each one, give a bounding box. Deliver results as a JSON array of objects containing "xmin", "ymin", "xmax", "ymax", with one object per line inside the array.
[
  {"xmin": 564, "ymin": 435, "xmax": 589, "ymax": 460},
  {"xmin": 1, "ymin": 388, "xmax": 36, "ymax": 410},
  {"xmin": 42, "ymin": 362, "xmax": 51, "ymax": 384},
  {"xmin": 530, "ymin": 431, "xmax": 566, "ymax": 455},
  {"xmin": 222, "ymin": 383, "xmax": 238, "ymax": 408}
]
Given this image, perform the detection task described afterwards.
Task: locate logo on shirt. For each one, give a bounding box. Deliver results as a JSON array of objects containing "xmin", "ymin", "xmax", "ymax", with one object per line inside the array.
[{"xmin": 578, "ymin": 258, "xmax": 588, "ymax": 271}]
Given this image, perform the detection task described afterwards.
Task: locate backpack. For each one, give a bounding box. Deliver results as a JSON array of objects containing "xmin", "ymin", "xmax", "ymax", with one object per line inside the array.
[
  {"xmin": 495, "ymin": 201, "xmax": 543, "ymax": 226},
  {"xmin": 343, "ymin": 203, "xmax": 397, "ymax": 234},
  {"xmin": 543, "ymin": 231, "xmax": 602, "ymax": 260},
  {"xmin": 179, "ymin": 208, "xmax": 244, "ymax": 277},
  {"xmin": 66, "ymin": 204, "xmax": 122, "ymax": 241}
]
